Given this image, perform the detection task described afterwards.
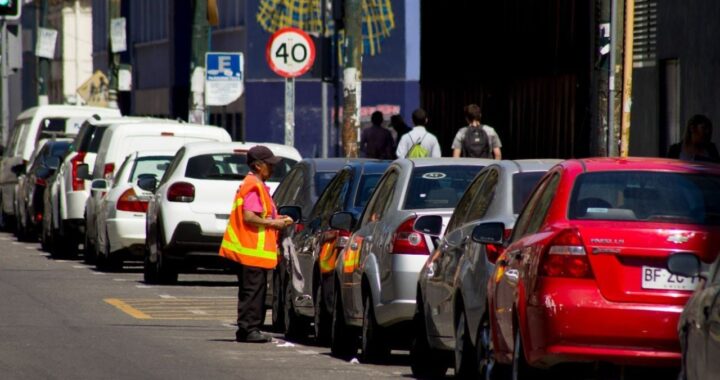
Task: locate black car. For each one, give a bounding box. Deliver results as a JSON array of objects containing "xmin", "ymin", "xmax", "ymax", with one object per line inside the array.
[
  {"xmin": 274, "ymin": 159, "xmax": 390, "ymax": 342},
  {"xmin": 270, "ymin": 158, "xmax": 353, "ymax": 331},
  {"xmin": 15, "ymin": 138, "xmax": 72, "ymax": 242}
]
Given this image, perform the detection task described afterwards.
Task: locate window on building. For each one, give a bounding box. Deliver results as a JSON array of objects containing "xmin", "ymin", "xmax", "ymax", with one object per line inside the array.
[
  {"xmin": 132, "ymin": 0, "xmax": 169, "ymax": 43},
  {"xmin": 217, "ymin": 0, "xmax": 245, "ymax": 29}
]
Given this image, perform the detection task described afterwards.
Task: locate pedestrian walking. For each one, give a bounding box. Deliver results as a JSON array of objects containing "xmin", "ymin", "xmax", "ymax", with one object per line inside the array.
[
  {"xmin": 390, "ymin": 114, "xmax": 412, "ymax": 148},
  {"xmin": 396, "ymin": 108, "xmax": 442, "ymax": 158},
  {"xmin": 219, "ymin": 145, "xmax": 294, "ymax": 343},
  {"xmin": 667, "ymin": 114, "xmax": 720, "ymax": 163},
  {"xmin": 451, "ymin": 104, "xmax": 503, "ymax": 159},
  {"xmin": 360, "ymin": 111, "xmax": 395, "ymax": 159}
]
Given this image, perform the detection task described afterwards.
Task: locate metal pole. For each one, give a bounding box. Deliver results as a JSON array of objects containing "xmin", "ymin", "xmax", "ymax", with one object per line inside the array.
[
  {"xmin": 341, "ymin": 0, "xmax": 362, "ymax": 158},
  {"xmin": 38, "ymin": 0, "xmax": 49, "ymax": 105},
  {"xmin": 321, "ymin": 82, "xmax": 328, "ymax": 157},
  {"xmin": 107, "ymin": 0, "xmax": 120, "ymax": 109},
  {"xmin": 189, "ymin": 0, "xmax": 209, "ymax": 123},
  {"xmin": 285, "ymin": 78, "xmax": 295, "ymax": 146},
  {"xmin": 608, "ymin": 0, "xmax": 624, "ymax": 157},
  {"xmin": 620, "ymin": 0, "xmax": 635, "ymax": 157},
  {"xmin": 1, "ymin": 20, "xmax": 8, "ymax": 146}
]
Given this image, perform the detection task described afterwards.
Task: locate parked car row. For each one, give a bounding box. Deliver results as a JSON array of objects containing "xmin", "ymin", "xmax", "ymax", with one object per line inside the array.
[{"xmin": 272, "ymin": 156, "xmax": 720, "ymax": 380}]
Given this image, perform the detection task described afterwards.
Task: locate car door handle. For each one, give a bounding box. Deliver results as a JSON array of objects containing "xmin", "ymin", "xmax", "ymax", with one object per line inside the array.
[{"xmin": 505, "ymin": 269, "xmax": 519, "ymax": 285}]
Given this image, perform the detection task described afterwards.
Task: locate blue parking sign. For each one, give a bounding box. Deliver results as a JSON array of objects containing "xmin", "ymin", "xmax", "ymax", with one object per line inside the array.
[{"xmin": 205, "ymin": 52, "xmax": 244, "ymax": 106}]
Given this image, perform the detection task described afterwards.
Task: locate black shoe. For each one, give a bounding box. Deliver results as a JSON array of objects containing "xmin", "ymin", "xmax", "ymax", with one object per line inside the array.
[{"xmin": 237, "ymin": 330, "xmax": 272, "ymax": 343}]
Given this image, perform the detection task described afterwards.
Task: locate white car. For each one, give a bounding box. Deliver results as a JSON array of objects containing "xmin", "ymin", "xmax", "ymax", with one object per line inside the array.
[
  {"xmin": 49, "ymin": 116, "xmax": 164, "ymax": 257},
  {"xmin": 91, "ymin": 151, "xmax": 176, "ymax": 271},
  {"xmin": 81, "ymin": 121, "xmax": 232, "ymax": 263},
  {"xmin": 143, "ymin": 141, "xmax": 302, "ymax": 284},
  {"xmin": 0, "ymin": 105, "xmax": 120, "ymax": 228}
]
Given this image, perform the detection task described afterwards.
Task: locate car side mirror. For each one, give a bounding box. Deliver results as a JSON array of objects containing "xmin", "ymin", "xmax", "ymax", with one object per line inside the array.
[
  {"xmin": 329, "ymin": 211, "xmax": 355, "ymax": 231},
  {"xmin": 46, "ymin": 156, "xmax": 61, "ymax": 170},
  {"xmin": 76, "ymin": 163, "xmax": 91, "ymax": 180},
  {"xmin": 278, "ymin": 205, "xmax": 302, "ymax": 223},
  {"xmin": 91, "ymin": 179, "xmax": 108, "ymax": 192},
  {"xmin": 11, "ymin": 163, "xmax": 25, "ymax": 176},
  {"xmin": 414, "ymin": 215, "xmax": 443, "ymax": 236},
  {"xmin": 667, "ymin": 252, "xmax": 705, "ymax": 280},
  {"xmin": 472, "ymin": 222, "xmax": 506, "ymax": 245},
  {"xmin": 136, "ymin": 176, "xmax": 158, "ymax": 193}
]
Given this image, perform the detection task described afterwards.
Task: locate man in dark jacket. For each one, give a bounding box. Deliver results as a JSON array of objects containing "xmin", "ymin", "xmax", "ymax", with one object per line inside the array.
[{"xmin": 360, "ymin": 111, "xmax": 395, "ymax": 159}]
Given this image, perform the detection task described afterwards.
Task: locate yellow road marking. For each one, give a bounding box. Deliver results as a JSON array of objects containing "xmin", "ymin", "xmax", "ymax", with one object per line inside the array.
[{"xmin": 105, "ymin": 298, "xmax": 153, "ymax": 320}]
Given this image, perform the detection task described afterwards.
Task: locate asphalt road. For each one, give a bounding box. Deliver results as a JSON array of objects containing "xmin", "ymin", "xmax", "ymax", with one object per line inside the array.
[{"xmin": 0, "ymin": 231, "xmax": 411, "ymax": 380}]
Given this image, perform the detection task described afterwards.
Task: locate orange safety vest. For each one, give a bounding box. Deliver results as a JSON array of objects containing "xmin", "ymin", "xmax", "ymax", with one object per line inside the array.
[
  {"xmin": 342, "ymin": 236, "xmax": 363, "ymax": 274},
  {"xmin": 219, "ymin": 173, "xmax": 278, "ymax": 269}
]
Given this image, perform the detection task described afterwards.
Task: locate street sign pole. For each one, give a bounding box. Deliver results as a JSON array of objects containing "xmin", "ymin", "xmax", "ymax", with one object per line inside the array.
[{"xmin": 285, "ymin": 78, "xmax": 295, "ymax": 146}]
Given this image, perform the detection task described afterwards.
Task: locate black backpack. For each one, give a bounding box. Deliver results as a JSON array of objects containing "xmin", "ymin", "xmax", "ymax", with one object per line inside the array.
[{"xmin": 461, "ymin": 126, "xmax": 492, "ymax": 158}]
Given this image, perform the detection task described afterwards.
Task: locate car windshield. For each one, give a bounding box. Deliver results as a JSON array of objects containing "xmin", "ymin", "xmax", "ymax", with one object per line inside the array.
[
  {"xmin": 354, "ymin": 174, "xmax": 381, "ymax": 208},
  {"xmin": 129, "ymin": 156, "xmax": 174, "ymax": 182},
  {"xmin": 314, "ymin": 171, "xmax": 337, "ymax": 195},
  {"xmin": 404, "ymin": 166, "xmax": 482, "ymax": 209},
  {"xmin": 569, "ymin": 171, "xmax": 720, "ymax": 225},
  {"xmin": 185, "ymin": 153, "xmax": 296, "ymax": 181},
  {"xmin": 512, "ymin": 172, "xmax": 546, "ymax": 214}
]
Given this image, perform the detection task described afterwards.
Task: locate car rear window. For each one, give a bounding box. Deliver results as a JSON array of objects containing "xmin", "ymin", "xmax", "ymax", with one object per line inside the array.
[
  {"xmin": 404, "ymin": 166, "xmax": 481, "ymax": 209},
  {"xmin": 130, "ymin": 156, "xmax": 174, "ymax": 182},
  {"xmin": 569, "ymin": 171, "xmax": 720, "ymax": 225},
  {"xmin": 354, "ymin": 174, "xmax": 381, "ymax": 208},
  {"xmin": 314, "ymin": 171, "xmax": 337, "ymax": 194},
  {"xmin": 185, "ymin": 153, "xmax": 297, "ymax": 181},
  {"xmin": 87, "ymin": 126, "xmax": 109, "ymax": 153},
  {"xmin": 512, "ymin": 172, "xmax": 546, "ymax": 214}
]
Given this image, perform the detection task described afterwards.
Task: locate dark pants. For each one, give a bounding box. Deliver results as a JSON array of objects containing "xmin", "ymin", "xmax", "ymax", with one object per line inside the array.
[{"xmin": 235, "ymin": 263, "xmax": 267, "ymax": 337}]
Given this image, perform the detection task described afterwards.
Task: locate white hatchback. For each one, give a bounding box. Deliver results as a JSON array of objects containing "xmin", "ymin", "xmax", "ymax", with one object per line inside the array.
[
  {"xmin": 143, "ymin": 141, "xmax": 301, "ymax": 284},
  {"xmin": 91, "ymin": 151, "xmax": 176, "ymax": 271}
]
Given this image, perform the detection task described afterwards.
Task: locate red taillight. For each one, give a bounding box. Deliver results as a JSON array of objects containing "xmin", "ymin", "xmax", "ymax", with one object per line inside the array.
[
  {"xmin": 70, "ymin": 152, "xmax": 87, "ymax": 191},
  {"xmin": 167, "ymin": 182, "xmax": 195, "ymax": 202},
  {"xmin": 485, "ymin": 228, "xmax": 512, "ymax": 264},
  {"xmin": 35, "ymin": 177, "xmax": 47, "ymax": 187},
  {"xmin": 540, "ymin": 229, "xmax": 593, "ymax": 279},
  {"xmin": 294, "ymin": 223, "xmax": 305, "ymax": 233},
  {"xmin": 103, "ymin": 163, "xmax": 115, "ymax": 180},
  {"xmin": 336, "ymin": 230, "xmax": 351, "ymax": 248},
  {"xmin": 117, "ymin": 188, "xmax": 149, "ymax": 213},
  {"xmin": 33, "ymin": 212, "xmax": 42, "ymax": 223},
  {"xmin": 391, "ymin": 217, "xmax": 430, "ymax": 255}
]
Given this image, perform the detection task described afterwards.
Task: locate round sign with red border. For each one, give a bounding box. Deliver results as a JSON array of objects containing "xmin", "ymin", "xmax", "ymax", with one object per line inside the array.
[{"xmin": 266, "ymin": 27, "xmax": 316, "ymax": 78}]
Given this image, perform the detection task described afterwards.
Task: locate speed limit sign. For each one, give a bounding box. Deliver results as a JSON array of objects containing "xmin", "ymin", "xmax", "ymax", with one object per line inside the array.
[{"xmin": 266, "ymin": 27, "xmax": 316, "ymax": 78}]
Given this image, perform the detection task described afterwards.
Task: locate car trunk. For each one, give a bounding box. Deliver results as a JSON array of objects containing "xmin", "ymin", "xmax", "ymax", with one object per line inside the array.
[{"xmin": 576, "ymin": 221, "xmax": 720, "ymax": 305}]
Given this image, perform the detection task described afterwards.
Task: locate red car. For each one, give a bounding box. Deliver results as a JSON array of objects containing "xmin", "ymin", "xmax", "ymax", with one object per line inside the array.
[{"xmin": 482, "ymin": 158, "xmax": 720, "ymax": 376}]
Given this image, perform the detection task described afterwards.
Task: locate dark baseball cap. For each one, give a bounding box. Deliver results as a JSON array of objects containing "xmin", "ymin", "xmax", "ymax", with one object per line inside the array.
[{"xmin": 247, "ymin": 145, "xmax": 282, "ymax": 165}]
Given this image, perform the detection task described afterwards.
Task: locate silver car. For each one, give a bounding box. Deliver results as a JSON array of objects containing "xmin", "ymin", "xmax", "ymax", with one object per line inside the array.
[
  {"xmin": 329, "ymin": 158, "xmax": 492, "ymax": 362},
  {"xmin": 413, "ymin": 159, "xmax": 559, "ymax": 378}
]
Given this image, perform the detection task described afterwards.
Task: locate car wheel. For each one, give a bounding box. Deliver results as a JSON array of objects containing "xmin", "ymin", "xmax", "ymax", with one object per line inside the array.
[
  {"xmin": 284, "ymin": 276, "xmax": 308, "ymax": 340},
  {"xmin": 271, "ymin": 270, "xmax": 285, "ymax": 332},
  {"xmin": 313, "ymin": 281, "xmax": 331, "ymax": 345},
  {"xmin": 15, "ymin": 207, "xmax": 29, "ymax": 242},
  {"xmin": 40, "ymin": 221, "xmax": 51, "ymax": 251},
  {"xmin": 361, "ymin": 294, "xmax": 390, "ymax": 363},
  {"xmin": 96, "ymin": 232, "xmax": 121, "ymax": 272},
  {"xmin": 81, "ymin": 226, "xmax": 95, "ymax": 263},
  {"xmin": 144, "ymin": 230, "xmax": 177, "ymax": 285},
  {"xmin": 410, "ymin": 302, "xmax": 449, "ymax": 378},
  {"xmin": 512, "ymin": 326, "xmax": 541, "ymax": 380},
  {"xmin": 1, "ymin": 209, "xmax": 16, "ymax": 232},
  {"xmin": 330, "ymin": 285, "xmax": 358, "ymax": 359},
  {"xmin": 455, "ymin": 309, "xmax": 479, "ymax": 378}
]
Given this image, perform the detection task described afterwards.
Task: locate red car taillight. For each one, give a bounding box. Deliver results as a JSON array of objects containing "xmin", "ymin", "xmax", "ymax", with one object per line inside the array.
[
  {"xmin": 103, "ymin": 163, "xmax": 115, "ymax": 180},
  {"xmin": 35, "ymin": 177, "xmax": 47, "ymax": 187},
  {"xmin": 117, "ymin": 188, "xmax": 149, "ymax": 213},
  {"xmin": 486, "ymin": 228, "xmax": 513, "ymax": 264},
  {"xmin": 70, "ymin": 152, "xmax": 87, "ymax": 191},
  {"xmin": 167, "ymin": 182, "xmax": 195, "ymax": 202},
  {"xmin": 336, "ymin": 229, "xmax": 351, "ymax": 248},
  {"xmin": 540, "ymin": 229, "xmax": 593, "ymax": 279},
  {"xmin": 391, "ymin": 217, "xmax": 430, "ymax": 255}
]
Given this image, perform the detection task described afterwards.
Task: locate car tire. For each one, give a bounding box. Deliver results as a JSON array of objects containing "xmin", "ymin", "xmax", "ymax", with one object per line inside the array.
[
  {"xmin": 455, "ymin": 309, "xmax": 479, "ymax": 378},
  {"xmin": 410, "ymin": 302, "xmax": 449, "ymax": 378},
  {"xmin": 284, "ymin": 276, "xmax": 308, "ymax": 340},
  {"xmin": 96, "ymin": 232, "xmax": 122, "ymax": 272},
  {"xmin": 330, "ymin": 285, "xmax": 358, "ymax": 359},
  {"xmin": 15, "ymin": 206, "xmax": 30, "ymax": 242},
  {"xmin": 271, "ymin": 270, "xmax": 285, "ymax": 332},
  {"xmin": 313, "ymin": 281, "xmax": 331, "ymax": 345},
  {"xmin": 144, "ymin": 229, "xmax": 178, "ymax": 285},
  {"xmin": 40, "ymin": 222, "xmax": 51, "ymax": 251},
  {"xmin": 361, "ymin": 294, "xmax": 390, "ymax": 363},
  {"xmin": 512, "ymin": 326, "xmax": 542, "ymax": 380}
]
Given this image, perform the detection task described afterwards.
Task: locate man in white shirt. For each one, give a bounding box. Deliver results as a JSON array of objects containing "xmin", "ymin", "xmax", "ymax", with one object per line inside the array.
[{"xmin": 396, "ymin": 108, "xmax": 442, "ymax": 158}]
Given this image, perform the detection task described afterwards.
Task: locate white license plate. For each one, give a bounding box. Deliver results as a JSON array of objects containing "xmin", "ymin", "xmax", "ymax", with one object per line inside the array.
[{"xmin": 641, "ymin": 266, "xmax": 699, "ymax": 291}]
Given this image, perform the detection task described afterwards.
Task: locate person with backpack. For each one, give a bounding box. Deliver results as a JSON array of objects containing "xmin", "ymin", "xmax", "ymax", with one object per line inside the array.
[
  {"xmin": 451, "ymin": 104, "xmax": 502, "ymax": 159},
  {"xmin": 395, "ymin": 108, "xmax": 442, "ymax": 158}
]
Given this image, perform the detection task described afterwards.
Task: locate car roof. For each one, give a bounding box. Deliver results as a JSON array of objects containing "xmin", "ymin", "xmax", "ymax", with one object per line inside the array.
[
  {"xmin": 498, "ymin": 159, "xmax": 563, "ymax": 172},
  {"xmin": 16, "ymin": 105, "xmax": 120, "ymax": 120},
  {"xmin": 180, "ymin": 141, "xmax": 302, "ymax": 161},
  {"xmin": 566, "ymin": 157, "xmax": 720, "ymax": 174},
  {"xmin": 86, "ymin": 116, "xmax": 171, "ymax": 127},
  {"xmin": 394, "ymin": 157, "xmax": 496, "ymax": 169}
]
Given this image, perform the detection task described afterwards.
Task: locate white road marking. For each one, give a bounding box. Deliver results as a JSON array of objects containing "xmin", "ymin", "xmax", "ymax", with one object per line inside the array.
[
  {"xmin": 73, "ymin": 265, "xmax": 87, "ymax": 269},
  {"xmin": 136, "ymin": 285, "xmax": 151, "ymax": 289},
  {"xmin": 189, "ymin": 310, "xmax": 208, "ymax": 315},
  {"xmin": 92, "ymin": 272, "xmax": 106, "ymax": 275},
  {"xmin": 25, "ymin": 246, "xmax": 37, "ymax": 250},
  {"xmin": 297, "ymin": 350, "xmax": 319, "ymax": 355},
  {"xmin": 159, "ymin": 294, "xmax": 176, "ymax": 299}
]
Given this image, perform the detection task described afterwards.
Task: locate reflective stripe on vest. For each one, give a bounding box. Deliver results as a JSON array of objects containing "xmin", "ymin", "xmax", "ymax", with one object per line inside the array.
[
  {"xmin": 318, "ymin": 240, "xmax": 337, "ymax": 274},
  {"xmin": 342, "ymin": 237, "xmax": 363, "ymax": 273},
  {"xmin": 219, "ymin": 174, "xmax": 278, "ymax": 269}
]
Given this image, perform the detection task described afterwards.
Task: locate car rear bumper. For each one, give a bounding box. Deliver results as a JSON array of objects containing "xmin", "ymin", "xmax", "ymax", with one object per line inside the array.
[
  {"xmin": 65, "ymin": 191, "xmax": 89, "ymax": 220},
  {"xmin": 165, "ymin": 222, "xmax": 224, "ymax": 261},
  {"xmin": 107, "ymin": 217, "xmax": 146, "ymax": 255},
  {"xmin": 524, "ymin": 278, "xmax": 682, "ymax": 367}
]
